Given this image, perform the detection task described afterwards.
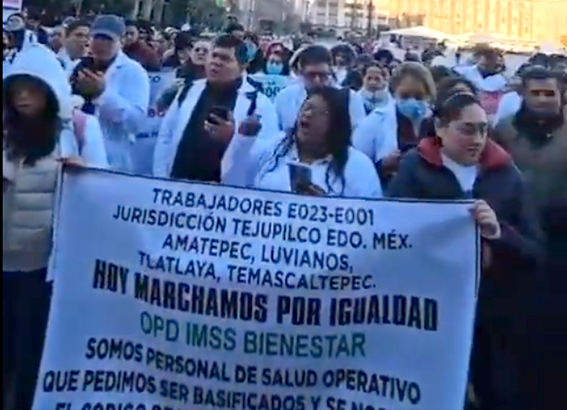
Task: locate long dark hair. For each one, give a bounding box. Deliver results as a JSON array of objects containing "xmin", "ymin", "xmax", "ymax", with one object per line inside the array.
[
  {"xmin": 3, "ymin": 74, "xmax": 61, "ymax": 165},
  {"xmin": 266, "ymin": 86, "xmax": 351, "ymax": 194}
]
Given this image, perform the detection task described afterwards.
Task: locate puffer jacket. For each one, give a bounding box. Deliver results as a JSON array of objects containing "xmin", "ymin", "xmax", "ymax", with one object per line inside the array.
[
  {"xmin": 3, "ymin": 150, "xmax": 60, "ymax": 272},
  {"xmin": 3, "ymin": 42, "xmax": 108, "ymax": 272}
]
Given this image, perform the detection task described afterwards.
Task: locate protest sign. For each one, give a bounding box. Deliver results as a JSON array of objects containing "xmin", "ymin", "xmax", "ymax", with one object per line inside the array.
[
  {"xmin": 131, "ymin": 70, "xmax": 176, "ymax": 175},
  {"xmin": 251, "ymin": 73, "xmax": 291, "ymax": 101},
  {"xmin": 35, "ymin": 168, "xmax": 479, "ymax": 410}
]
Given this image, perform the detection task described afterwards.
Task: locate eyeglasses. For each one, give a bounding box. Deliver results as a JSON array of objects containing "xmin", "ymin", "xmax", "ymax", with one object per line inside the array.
[{"xmin": 455, "ymin": 122, "xmax": 489, "ymax": 137}]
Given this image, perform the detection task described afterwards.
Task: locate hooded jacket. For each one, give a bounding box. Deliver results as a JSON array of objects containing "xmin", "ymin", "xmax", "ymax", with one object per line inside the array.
[{"xmin": 3, "ymin": 45, "xmax": 107, "ymax": 272}]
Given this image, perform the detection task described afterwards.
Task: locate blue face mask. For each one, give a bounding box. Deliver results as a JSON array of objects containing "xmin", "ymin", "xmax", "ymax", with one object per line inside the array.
[
  {"xmin": 397, "ymin": 98, "xmax": 429, "ymax": 121},
  {"xmin": 266, "ymin": 61, "xmax": 283, "ymax": 75},
  {"xmin": 246, "ymin": 44, "xmax": 257, "ymax": 62}
]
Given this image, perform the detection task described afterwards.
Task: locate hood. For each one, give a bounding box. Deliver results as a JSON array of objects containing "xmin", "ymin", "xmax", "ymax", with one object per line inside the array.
[{"xmin": 3, "ymin": 43, "xmax": 72, "ymax": 120}]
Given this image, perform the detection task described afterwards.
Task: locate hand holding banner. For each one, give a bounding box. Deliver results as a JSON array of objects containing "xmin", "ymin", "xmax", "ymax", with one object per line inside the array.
[{"xmin": 35, "ymin": 169, "xmax": 479, "ymax": 410}]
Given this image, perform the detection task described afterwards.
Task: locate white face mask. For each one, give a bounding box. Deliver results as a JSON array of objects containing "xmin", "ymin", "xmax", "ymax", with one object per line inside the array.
[{"xmin": 361, "ymin": 88, "xmax": 389, "ymax": 104}]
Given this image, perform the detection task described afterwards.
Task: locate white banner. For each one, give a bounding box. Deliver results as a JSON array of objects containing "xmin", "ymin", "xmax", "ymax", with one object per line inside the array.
[
  {"xmin": 131, "ymin": 70, "xmax": 176, "ymax": 175},
  {"xmin": 35, "ymin": 169, "xmax": 479, "ymax": 410},
  {"xmin": 250, "ymin": 74, "xmax": 291, "ymax": 101}
]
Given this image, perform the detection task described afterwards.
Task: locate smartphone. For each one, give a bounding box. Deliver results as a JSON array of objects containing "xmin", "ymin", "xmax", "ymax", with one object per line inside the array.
[
  {"xmin": 80, "ymin": 56, "xmax": 98, "ymax": 72},
  {"xmin": 288, "ymin": 162, "xmax": 312, "ymax": 193},
  {"xmin": 208, "ymin": 106, "xmax": 230, "ymax": 125}
]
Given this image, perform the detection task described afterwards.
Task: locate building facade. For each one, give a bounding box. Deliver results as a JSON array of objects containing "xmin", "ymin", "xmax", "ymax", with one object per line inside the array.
[
  {"xmin": 309, "ymin": 0, "xmax": 388, "ymax": 30},
  {"xmin": 379, "ymin": 0, "xmax": 567, "ymax": 43}
]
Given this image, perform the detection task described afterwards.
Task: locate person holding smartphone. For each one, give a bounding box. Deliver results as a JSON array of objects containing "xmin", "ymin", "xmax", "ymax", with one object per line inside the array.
[
  {"xmin": 249, "ymin": 86, "xmax": 382, "ymax": 198},
  {"xmin": 154, "ymin": 34, "xmax": 279, "ymax": 185}
]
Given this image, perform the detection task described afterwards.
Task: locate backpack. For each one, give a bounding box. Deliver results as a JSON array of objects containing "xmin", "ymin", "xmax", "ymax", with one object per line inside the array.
[{"xmin": 72, "ymin": 109, "xmax": 87, "ymax": 154}]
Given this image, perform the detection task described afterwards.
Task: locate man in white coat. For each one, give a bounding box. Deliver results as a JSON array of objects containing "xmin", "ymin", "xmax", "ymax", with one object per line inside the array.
[
  {"xmin": 58, "ymin": 18, "xmax": 90, "ymax": 75},
  {"xmin": 71, "ymin": 15, "xmax": 149, "ymax": 171},
  {"xmin": 153, "ymin": 34, "xmax": 279, "ymax": 186},
  {"xmin": 274, "ymin": 45, "xmax": 366, "ymax": 132}
]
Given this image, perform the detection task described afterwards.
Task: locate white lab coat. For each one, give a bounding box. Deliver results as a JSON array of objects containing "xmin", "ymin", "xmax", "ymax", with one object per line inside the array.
[
  {"xmin": 3, "ymin": 42, "xmax": 58, "ymax": 79},
  {"xmin": 153, "ymin": 78, "xmax": 279, "ymax": 186},
  {"xmin": 57, "ymin": 48, "xmax": 80, "ymax": 76},
  {"xmin": 92, "ymin": 51, "xmax": 150, "ymax": 171},
  {"xmin": 247, "ymin": 134, "xmax": 383, "ymax": 198},
  {"xmin": 493, "ymin": 91, "xmax": 522, "ymax": 126},
  {"xmin": 454, "ymin": 65, "xmax": 508, "ymax": 118},
  {"xmin": 273, "ymin": 82, "xmax": 366, "ymax": 132},
  {"xmin": 352, "ymin": 103, "xmax": 399, "ymax": 163},
  {"xmin": 454, "ymin": 65, "xmax": 508, "ymax": 92}
]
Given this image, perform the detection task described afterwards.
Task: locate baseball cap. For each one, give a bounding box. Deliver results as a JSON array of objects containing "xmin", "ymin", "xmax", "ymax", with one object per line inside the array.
[{"xmin": 90, "ymin": 15, "xmax": 125, "ymax": 42}]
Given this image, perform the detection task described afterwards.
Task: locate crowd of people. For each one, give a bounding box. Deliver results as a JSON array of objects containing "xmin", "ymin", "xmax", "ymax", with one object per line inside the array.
[{"xmin": 3, "ymin": 10, "xmax": 567, "ymax": 410}]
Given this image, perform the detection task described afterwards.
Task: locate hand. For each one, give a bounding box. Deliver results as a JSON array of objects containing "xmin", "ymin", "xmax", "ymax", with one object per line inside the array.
[
  {"xmin": 205, "ymin": 112, "xmax": 235, "ymax": 144},
  {"xmin": 381, "ymin": 150, "xmax": 401, "ymax": 174},
  {"xmin": 300, "ymin": 183, "xmax": 325, "ymax": 197},
  {"xmin": 76, "ymin": 69, "xmax": 105, "ymax": 99},
  {"xmin": 238, "ymin": 115, "xmax": 262, "ymax": 137},
  {"xmin": 470, "ymin": 200, "xmax": 501, "ymax": 239}
]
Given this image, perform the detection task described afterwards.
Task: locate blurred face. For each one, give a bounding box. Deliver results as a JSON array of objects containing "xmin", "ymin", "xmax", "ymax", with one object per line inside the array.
[
  {"xmin": 477, "ymin": 55, "xmax": 498, "ymax": 73},
  {"xmin": 438, "ymin": 104, "xmax": 488, "ymax": 165},
  {"xmin": 27, "ymin": 18, "xmax": 40, "ymax": 30},
  {"xmin": 9, "ymin": 78, "xmax": 48, "ymax": 117},
  {"xmin": 301, "ymin": 63, "xmax": 332, "ymax": 90},
  {"xmin": 267, "ymin": 53, "xmax": 283, "ymax": 64},
  {"xmin": 177, "ymin": 47, "xmax": 191, "ymax": 65},
  {"xmin": 190, "ymin": 41, "xmax": 210, "ymax": 66},
  {"xmin": 49, "ymin": 27, "xmax": 64, "ymax": 51},
  {"xmin": 156, "ymin": 34, "xmax": 170, "ymax": 55},
  {"xmin": 90, "ymin": 35, "xmax": 118, "ymax": 62},
  {"xmin": 231, "ymin": 30, "xmax": 244, "ymax": 40},
  {"xmin": 139, "ymin": 29, "xmax": 150, "ymax": 42},
  {"xmin": 269, "ymin": 45, "xmax": 284, "ymax": 58},
  {"xmin": 66, "ymin": 25, "xmax": 89, "ymax": 58},
  {"xmin": 206, "ymin": 46, "xmax": 241, "ymax": 83},
  {"xmin": 124, "ymin": 25, "xmax": 139, "ymax": 46},
  {"xmin": 363, "ymin": 66, "xmax": 388, "ymax": 92},
  {"xmin": 334, "ymin": 53, "xmax": 347, "ymax": 66},
  {"xmin": 297, "ymin": 94, "xmax": 329, "ymax": 145},
  {"xmin": 450, "ymin": 82, "xmax": 474, "ymax": 95},
  {"xmin": 259, "ymin": 36, "xmax": 271, "ymax": 53},
  {"xmin": 523, "ymin": 78, "xmax": 562, "ymax": 115},
  {"xmin": 394, "ymin": 75, "xmax": 429, "ymax": 101}
]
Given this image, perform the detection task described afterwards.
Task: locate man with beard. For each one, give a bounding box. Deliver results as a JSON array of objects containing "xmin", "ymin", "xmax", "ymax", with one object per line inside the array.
[{"xmin": 492, "ymin": 66, "xmax": 567, "ymax": 410}]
